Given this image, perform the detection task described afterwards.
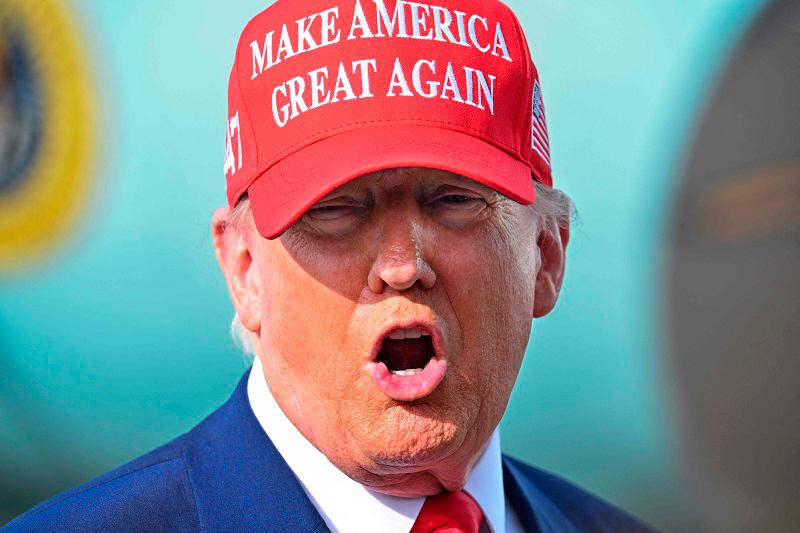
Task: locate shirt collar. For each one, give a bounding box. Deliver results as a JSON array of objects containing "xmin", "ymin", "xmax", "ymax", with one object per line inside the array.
[
  {"xmin": 247, "ymin": 357, "xmax": 508, "ymax": 533},
  {"xmin": 465, "ymin": 428, "xmax": 507, "ymax": 533}
]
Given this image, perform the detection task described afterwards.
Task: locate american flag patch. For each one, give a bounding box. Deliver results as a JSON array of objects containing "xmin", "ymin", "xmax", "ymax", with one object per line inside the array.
[{"xmin": 531, "ymin": 81, "xmax": 550, "ymax": 167}]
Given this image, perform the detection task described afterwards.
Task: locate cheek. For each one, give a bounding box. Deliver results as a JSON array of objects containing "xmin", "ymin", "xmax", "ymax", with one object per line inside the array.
[
  {"xmin": 257, "ymin": 240, "xmax": 368, "ymax": 387},
  {"xmin": 435, "ymin": 223, "xmax": 535, "ymax": 395},
  {"xmin": 438, "ymin": 221, "xmax": 534, "ymax": 315}
]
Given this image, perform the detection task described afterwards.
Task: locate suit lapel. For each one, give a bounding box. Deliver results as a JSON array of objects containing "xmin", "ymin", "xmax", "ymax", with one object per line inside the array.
[
  {"xmin": 182, "ymin": 369, "xmax": 329, "ymax": 532},
  {"xmin": 502, "ymin": 456, "xmax": 577, "ymax": 533}
]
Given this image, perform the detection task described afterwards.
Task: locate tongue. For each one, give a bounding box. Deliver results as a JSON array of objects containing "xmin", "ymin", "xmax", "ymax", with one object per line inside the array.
[{"xmin": 378, "ymin": 337, "xmax": 435, "ymax": 371}]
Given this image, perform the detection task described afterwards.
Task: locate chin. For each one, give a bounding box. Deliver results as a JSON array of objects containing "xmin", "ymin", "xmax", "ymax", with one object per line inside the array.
[{"xmin": 356, "ymin": 403, "xmax": 467, "ymax": 471}]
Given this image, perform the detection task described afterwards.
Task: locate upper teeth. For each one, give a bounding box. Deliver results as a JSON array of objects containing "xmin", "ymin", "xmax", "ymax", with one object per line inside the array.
[{"xmin": 388, "ymin": 328, "xmax": 430, "ymax": 340}]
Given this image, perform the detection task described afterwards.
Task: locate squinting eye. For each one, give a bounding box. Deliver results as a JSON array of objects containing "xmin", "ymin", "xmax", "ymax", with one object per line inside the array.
[
  {"xmin": 306, "ymin": 205, "xmax": 355, "ymax": 221},
  {"xmin": 443, "ymin": 195, "xmax": 470, "ymax": 202},
  {"xmin": 435, "ymin": 195, "xmax": 483, "ymax": 209}
]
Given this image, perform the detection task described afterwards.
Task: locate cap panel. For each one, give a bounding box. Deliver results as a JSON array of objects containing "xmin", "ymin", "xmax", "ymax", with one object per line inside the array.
[{"xmin": 503, "ymin": 2, "xmax": 552, "ymax": 187}]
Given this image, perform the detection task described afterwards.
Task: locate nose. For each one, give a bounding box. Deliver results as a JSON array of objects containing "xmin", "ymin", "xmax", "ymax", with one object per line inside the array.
[{"xmin": 367, "ymin": 218, "xmax": 437, "ymax": 294}]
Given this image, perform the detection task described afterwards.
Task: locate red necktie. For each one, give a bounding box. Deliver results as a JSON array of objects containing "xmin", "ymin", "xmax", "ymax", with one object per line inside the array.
[{"xmin": 410, "ymin": 490, "xmax": 484, "ymax": 533}]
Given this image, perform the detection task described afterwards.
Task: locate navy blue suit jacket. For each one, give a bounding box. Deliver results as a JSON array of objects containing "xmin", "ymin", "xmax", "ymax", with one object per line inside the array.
[{"xmin": 6, "ymin": 370, "xmax": 653, "ymax": 532}]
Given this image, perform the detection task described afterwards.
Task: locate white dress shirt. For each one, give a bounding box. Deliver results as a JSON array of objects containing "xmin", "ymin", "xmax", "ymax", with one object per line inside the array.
[{"xmin": 247, "ymin": 357, "xmax": 524, "ymax": 533}]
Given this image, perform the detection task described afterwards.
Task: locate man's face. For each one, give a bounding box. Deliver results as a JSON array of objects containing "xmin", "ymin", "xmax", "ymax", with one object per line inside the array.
[{"xmin": 242, "ymin": 168, "xmax": 543, "ymax": 496}]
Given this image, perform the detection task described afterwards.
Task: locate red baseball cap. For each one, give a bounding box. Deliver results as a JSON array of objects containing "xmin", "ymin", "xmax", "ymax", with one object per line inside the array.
[{"xmin": 224, "ymin": 0, "xmax": 552, "ymax": 239}]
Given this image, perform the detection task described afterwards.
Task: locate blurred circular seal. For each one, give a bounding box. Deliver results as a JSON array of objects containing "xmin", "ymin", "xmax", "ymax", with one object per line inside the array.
[{"xmin": 0, "ymin": 0, "xmax": 94, "ymax": 273}]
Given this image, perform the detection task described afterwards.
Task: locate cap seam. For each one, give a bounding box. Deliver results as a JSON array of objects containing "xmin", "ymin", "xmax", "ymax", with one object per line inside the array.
[
  {"xmin": 285, "ymin": 118, "xmax": 518, "ymax": 165},
  {"xmin": 236, "ymin": 60, "xmax": 259, "ymax": 179},
  {"xmin": 230, "ymin": 23, "xmax": 260, "ymax": 206},
  {"xmin": 508, "ymin": 4, "xmax": 530, "ymax": 160}
]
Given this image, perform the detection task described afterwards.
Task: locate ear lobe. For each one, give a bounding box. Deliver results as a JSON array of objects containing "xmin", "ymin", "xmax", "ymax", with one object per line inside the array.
[
  {"xmin": 532, "ymin": 219, "xmax": 570, "ymax": 318},
  {"xmin": 211, "ymin": 208, "xmax": 261, "ymax": 333}
]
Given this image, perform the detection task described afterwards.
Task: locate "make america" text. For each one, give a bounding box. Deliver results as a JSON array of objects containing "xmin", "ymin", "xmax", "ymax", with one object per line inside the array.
[{"xmin": 249, "ymin": 0, "xmax": 513, "ymax": 127}]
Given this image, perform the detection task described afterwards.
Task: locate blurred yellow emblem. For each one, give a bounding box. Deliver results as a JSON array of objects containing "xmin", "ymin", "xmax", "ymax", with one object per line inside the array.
[{"xmin": 0, "ymin": 0, "xmax": 94, "ymax": 272}]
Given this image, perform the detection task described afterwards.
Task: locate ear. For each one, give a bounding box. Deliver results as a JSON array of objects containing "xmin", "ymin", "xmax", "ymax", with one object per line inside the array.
[
  {"xmin": 211, "ymin": 208, "xmax": 261, "ymax": 333},
  {"xmin": 532, "ymin": 218, "xmax": 570, "ymax": 318}
]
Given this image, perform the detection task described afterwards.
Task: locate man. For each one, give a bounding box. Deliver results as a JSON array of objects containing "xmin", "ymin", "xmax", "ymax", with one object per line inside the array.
[{"xmin": 7, "ymin": 0, "xmax": 653, "ymax": 531}]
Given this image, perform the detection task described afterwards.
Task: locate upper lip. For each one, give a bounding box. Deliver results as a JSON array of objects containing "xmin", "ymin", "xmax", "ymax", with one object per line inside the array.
[{"xmin": 370, "ymin": 319, "xmax": 445, "ymax": 363}]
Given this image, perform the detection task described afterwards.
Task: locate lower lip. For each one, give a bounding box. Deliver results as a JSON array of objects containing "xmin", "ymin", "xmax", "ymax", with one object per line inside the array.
[{"xmin": 367, "ymin": 356, "xmax": 448, "ymax": 401}]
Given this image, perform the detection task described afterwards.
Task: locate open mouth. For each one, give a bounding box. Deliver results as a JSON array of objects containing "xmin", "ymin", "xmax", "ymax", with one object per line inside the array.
[
  {"xmin": 377, "ymin": 328, "xmax": 436, "ymax": 376},
  {"xmin": 368, "ymin": 324, "xmax": 448, "ymax": 401}
]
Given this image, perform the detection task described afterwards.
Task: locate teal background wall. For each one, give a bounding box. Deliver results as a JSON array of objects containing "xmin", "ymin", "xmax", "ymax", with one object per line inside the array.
[{"xmin": 0, "ymin": 0, "xmax": 767, "ymax": 528}]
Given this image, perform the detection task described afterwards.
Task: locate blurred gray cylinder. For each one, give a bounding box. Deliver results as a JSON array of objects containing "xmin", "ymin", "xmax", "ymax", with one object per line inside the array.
[{"xmin": 668, "ymin": 0, "xmax": 800, "ymax": 531}]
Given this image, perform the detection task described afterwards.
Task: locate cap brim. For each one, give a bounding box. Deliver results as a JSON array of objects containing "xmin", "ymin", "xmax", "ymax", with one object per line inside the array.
[{"xmin": 248, "ymin": 125, "xmax": 535, "ymax": 239}]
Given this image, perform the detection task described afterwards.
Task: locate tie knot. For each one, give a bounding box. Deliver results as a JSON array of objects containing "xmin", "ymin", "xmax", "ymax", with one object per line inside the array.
[{"xmin": 410, "ymin": 490, "xmax": 484, "ymax": 533}]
